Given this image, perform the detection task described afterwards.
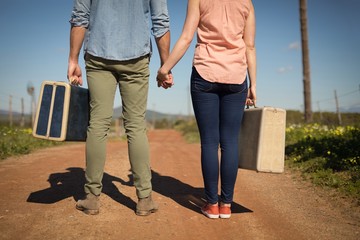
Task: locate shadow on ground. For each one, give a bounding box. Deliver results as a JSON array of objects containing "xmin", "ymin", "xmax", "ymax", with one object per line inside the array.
[
  {"xmin": 27, "ymin": 168, "xmax": 252, "ymax": 215},
  {"xmin": 151, "ymin": 170, "xmax": 253, "ymax": 215}
]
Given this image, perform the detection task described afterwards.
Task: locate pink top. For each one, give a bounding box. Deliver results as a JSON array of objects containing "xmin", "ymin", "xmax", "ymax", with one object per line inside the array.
[{"xmin": 193, "ymin": 0, "xmax": 250, "ymax": 84}]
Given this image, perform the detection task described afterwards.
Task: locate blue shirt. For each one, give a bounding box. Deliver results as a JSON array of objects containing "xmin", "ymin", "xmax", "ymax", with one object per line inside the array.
[{"xmin": 70, "ymin": 0, "xmax": 170, "ymax": 61}]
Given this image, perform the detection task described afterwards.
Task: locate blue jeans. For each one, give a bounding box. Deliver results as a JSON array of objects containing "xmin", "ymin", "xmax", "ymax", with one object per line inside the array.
[{"xmin": 191, "ymin": 67, "xmax": 247, "ymax": 204}]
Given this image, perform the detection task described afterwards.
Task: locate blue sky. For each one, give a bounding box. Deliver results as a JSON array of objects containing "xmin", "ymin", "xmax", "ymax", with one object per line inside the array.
[{"xmin": 0, "ymin": 0, "xmax": 359, "ymax": 115}]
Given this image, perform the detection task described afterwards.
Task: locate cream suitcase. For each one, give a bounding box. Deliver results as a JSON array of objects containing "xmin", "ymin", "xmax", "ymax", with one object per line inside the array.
[
  {"xmin": 238, "ymin": 107, "xmax": 286, "ymax": 173},
  {"xmin": 33, "ymin": 81, "xmax": 89, "ymax": 141}
]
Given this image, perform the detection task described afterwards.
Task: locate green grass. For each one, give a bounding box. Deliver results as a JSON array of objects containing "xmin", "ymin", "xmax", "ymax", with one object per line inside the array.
[
  {"xmin": 0, "ymin": 126, "xmax": 62, "ymax": 160},
  {"xmin": 174, "ymin": 119, "xmax": 200, "ymax": 143},
  {"xmin": 285, "ymin": 124, "xmax": 360, "ymax": 203},
  {"xmin": 175, "ymin": 119, "xmax": 360, "ymax": 204}
]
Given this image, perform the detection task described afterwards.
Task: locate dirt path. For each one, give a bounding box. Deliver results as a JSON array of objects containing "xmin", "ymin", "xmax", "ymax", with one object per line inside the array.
[{"xmin": 0, "ymin": 130, "xmax": 359, "ymax": 240}]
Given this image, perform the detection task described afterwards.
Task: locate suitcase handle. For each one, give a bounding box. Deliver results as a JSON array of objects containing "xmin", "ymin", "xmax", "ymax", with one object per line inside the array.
[
  {"xmin": 246, "ymin": 103, "xmax": 257, "ymax": 109},
  {"xmin": 68, "ymin": 77, "xmax": 81, "ymax": 86}
]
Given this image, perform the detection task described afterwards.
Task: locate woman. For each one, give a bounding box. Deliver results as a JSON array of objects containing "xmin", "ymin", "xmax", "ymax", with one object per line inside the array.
[{"xmin": 157, "ymin": 0, "xmax": 256, "ymax": 219}]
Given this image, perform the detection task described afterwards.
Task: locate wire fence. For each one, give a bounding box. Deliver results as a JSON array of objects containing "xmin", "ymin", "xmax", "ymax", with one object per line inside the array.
[
  {"xmin": 314, "ymin": 89, "xmax": 360, "ymax": 112},
  {"xmin": 0, "ymin": 92, "xmax": 35, "ymax": 127},
  {"xmin": 0, "ymin": 86, "xmax": 359, "ymax": 127}
]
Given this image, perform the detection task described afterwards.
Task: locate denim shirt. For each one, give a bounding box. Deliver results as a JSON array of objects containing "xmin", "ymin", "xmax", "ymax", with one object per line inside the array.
[{"xmin": 70, "ymin": 0, "xmax": 170, "ymax": 61}]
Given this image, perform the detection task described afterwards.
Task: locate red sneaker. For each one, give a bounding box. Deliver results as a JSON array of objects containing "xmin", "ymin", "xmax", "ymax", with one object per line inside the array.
[
  {"xmin": 219, "ymin": 205, "xmax": 231, "ymax": 219},
  {"xmin": 201, "ymin": 203, "xmax": 219, "ymax": 219}
]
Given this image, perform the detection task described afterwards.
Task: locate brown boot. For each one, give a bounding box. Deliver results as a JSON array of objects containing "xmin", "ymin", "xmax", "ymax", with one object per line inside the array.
[
  {"xmin": 76, "ymin": 193, "xmax": 100, "ymax": 215},
  {"xmin": 136, "ymin": 195, "xmax": 158, "ymax": 216}
]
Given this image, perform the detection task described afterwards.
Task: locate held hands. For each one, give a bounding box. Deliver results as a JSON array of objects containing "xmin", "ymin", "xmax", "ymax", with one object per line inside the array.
[{"xmin": 157, "ymin": 68, "xmax": 174, "ymax": 89}]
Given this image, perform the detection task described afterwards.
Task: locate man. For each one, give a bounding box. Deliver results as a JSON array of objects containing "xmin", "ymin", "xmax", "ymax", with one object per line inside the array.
[{"xmin": 67, "ymin": 0, "xmax": 171, "ymax": 216}]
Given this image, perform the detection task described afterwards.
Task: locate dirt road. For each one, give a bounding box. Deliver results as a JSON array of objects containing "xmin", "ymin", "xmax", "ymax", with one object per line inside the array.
[{"xmin": 0, "ymin": 130, "xmax": 359, "ymax": 240}]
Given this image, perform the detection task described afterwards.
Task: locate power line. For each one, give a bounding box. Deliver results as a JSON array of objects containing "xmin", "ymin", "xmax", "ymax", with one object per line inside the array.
[
  {"xmin": 341, "ymin": 102, "xmax": 360, "ymax": 109},
  {"xmin": 315, "ymin": 88, "xmax": 359, "ymax": 104},
  {"xmin": 338, "ymin": 90, "xmax": 359, "ymax": 98}
]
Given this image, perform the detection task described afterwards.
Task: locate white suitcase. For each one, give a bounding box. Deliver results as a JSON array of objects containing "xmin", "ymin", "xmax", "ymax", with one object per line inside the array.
[
  {"xmin": 32, "ymin": 81, "xmax": 89, "ymax": 141},
  {"xmin": 238, "ymin": 107, "xmax": 286, "ymax": 173}
]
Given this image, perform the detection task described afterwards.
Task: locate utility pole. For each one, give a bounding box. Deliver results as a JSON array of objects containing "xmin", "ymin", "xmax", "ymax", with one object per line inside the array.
[
  {"xmin": 334, "ymin": 90, "xmax": 342, "ymax": 125},
  {"xmin": 300, "ymin": 0, "xmax": 312, "ymax": 122},
  {"xmin": 27, "ymin": 82, "xmax": 35, "ymax": 127},
  {"xmin": 20, "ymin": 98, "xmax": 25, "ymax": 127}
]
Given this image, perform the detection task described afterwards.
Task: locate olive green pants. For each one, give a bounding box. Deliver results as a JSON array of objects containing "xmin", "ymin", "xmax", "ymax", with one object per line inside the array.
[{"xmin": 84, "ymin": 54, "xmax": 151, "ymax": 198}]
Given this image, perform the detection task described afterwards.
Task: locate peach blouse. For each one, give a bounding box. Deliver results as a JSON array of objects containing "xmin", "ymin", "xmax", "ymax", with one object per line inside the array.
[{"xmin": 193, "ymin": 0, "xmax": 250, "ymax": 84}]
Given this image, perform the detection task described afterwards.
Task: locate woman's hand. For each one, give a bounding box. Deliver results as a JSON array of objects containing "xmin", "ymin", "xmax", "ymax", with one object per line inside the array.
[
  {"xmin": 157, "ymin": 68, "xmax": 174, "ymax": 89},
  {"xmin": 246, "ymin": 85, "xmax": 256, "ymax": 107}
]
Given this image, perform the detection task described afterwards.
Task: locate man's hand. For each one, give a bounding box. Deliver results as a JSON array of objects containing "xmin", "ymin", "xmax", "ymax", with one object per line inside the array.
[{"xmin": 67, "ymin": 61, "xmax": 83, "ymax": 86}]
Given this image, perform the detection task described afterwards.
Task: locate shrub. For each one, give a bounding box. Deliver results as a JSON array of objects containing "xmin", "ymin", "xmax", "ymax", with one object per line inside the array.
[{"xmin": 285, "ymin": 124, "xmax": 360, "ymax": 202}]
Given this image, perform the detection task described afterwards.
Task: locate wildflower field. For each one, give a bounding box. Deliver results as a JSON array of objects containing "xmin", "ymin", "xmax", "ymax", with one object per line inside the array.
[
  {"xmin": 0, "ymin": 126, "xmax": 60, "ymax": 160},
  {"xmin": 285, "ymin": 124, "xmax": 360, "ymax": 202}
]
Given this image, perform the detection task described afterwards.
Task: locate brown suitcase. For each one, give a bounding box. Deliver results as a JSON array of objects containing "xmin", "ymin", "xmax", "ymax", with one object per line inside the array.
[{"xmin": 238, "ymin": 107, "xmax": 286, "ymax": 173}]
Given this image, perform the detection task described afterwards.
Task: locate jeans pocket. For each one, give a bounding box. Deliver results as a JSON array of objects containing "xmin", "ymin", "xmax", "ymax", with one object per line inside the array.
[
  {"xmin": 194, "ymin": 78, "xmax": 213, "ymax": 92},
  {"xmin": 191, "ymin": 67, "xmax": 213, "ymax": 92},
  {"xmin": 228, "ymin": 81, "xmax": 247, "ymax": 93}
]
